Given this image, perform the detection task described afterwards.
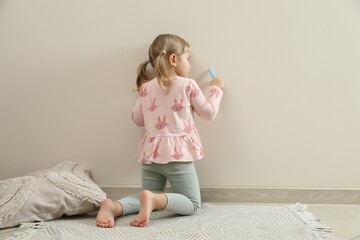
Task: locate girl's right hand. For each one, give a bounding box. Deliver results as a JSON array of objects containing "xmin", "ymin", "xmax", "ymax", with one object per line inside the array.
[{"xmin": 210, "ymin": 77, "xmax": 225, "ymax": 90}]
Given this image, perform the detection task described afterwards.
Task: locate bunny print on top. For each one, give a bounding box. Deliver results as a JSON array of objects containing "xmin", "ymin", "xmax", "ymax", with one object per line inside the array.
[{"xmin": 132, "ymin": 76, "xmax": 223, "ymax": 164}]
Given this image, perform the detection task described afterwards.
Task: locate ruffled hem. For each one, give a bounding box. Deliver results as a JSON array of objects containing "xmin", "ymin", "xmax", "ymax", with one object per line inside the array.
[{"xmin": 136, "ymin": 133, "xmax": 204, "ymax": 164}]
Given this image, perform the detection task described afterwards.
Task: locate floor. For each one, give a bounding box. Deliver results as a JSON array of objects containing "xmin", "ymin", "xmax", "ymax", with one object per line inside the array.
[
  {"xmin": 306, "ymin": 204, "xmax": 360, "ymax": 240},
  {"xmin": 0, "ymin": 203, "xmax": 359, "ymax": 240}
]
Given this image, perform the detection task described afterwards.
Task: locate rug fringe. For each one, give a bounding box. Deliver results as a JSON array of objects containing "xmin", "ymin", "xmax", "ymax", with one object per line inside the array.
[
  {"xmin": 5, "ymin": 222, "xmax": 46, "ymax": 240},
  {"xmin": 288, "ymin": 203, "xmax": 338, "ymax": 240}
]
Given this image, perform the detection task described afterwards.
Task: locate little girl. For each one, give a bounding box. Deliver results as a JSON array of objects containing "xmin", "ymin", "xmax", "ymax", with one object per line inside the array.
[{"xmin": 96, "ymin": 34, "xmax": 225, "ymax": 228}]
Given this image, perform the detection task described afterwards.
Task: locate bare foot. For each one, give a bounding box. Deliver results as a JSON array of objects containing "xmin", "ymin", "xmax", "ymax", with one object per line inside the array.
[
  {"xmin": 129, "ymin": 190, "xmax": 166, "ymax": 227},
  {"xmin": 96, "ymin": 198, "xmax": 120, "ymax": 228}
]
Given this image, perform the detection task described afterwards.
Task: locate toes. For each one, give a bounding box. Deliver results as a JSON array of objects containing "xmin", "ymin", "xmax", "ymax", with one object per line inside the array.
[
  {"xmin": 139, "ymin": 222, "xmax": 147, "ymax": 227},
  {"xmin": 97, "ymin": 221, "xmax": 109, "ymax": 228},
  {"xmin": 129, "ymin": 220, "xmax": 140, "ymax": 227},
  {"xmin": 130, "ymin": 221, "xmax": 138, "ymax": 227},
  {"xmin": 129, "ymin": 219, "xmax": 147, "ymax": 227}
]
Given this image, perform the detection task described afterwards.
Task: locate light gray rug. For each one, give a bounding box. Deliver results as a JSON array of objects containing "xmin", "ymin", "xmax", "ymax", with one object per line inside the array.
[{"xmin": 7, "ymin": 203, "xmax": 336, "ymax": 240}]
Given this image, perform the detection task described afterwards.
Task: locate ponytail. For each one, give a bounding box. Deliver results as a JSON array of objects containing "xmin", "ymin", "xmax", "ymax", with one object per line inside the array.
[
  {"xmin": 155, "ymin": 52, "xmax": 173, "ymax": 90},
  {"xmin": 135, "ymin": 60, "xmax": 152, "ymax": 91}
]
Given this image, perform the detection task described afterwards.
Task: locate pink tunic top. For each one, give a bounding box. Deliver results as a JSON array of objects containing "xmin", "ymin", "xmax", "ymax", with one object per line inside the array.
[{"xmin": 132, "ymin": 76, "xmax": 223, "ymax": 164}]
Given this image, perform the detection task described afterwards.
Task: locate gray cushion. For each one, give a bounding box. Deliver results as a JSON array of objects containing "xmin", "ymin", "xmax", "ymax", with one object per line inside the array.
[{"xmin": 0, "ymin": 161, "xmax": 106, "ymax": 229}]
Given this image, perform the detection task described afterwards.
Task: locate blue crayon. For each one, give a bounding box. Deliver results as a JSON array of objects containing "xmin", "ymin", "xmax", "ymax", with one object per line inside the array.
[{"xmin": 209, "ymin": 68, "xmax": 216, "ymax": 78}]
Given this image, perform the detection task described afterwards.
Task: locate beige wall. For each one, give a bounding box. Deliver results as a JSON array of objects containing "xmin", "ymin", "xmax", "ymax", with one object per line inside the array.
[{"xmin": 1, "ymin": 0, "xmax": 359, "ymax": 188}]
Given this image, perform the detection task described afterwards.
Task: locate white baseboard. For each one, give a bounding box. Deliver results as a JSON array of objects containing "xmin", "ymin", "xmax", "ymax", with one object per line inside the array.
[{"xmin": 101, "ymin": 186, "xmax": 360, "ymax": 204}]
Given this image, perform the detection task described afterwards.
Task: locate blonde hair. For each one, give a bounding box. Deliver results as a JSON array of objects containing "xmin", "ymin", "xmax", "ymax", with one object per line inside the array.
[{"xmin": 136, "ymin": 34, "xmax": 190, "ymax": 91}]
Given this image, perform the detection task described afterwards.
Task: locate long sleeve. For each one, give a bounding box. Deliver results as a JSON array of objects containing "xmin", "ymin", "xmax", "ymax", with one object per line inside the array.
[
  {"xmin": 187, "ymin": 80, "xmax": 223, "ymax": 120},
  {"xmin": 133, "ymin": 77, "xmax": 222, "ymax": 164},
  {"xmin": 131, "ymin": 97, "xmax": 144, "ymax": 127}
]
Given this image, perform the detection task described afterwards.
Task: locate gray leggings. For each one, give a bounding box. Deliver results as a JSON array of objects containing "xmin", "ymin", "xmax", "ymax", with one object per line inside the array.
[{"xmin": 117, "ymin": 162, "xmax": 201, "ymax": 216}]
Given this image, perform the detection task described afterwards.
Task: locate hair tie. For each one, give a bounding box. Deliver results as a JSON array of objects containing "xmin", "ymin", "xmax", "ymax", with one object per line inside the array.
[{"xmin": 161, "ymin": 50, "xmax": 166, "ymax": 55}]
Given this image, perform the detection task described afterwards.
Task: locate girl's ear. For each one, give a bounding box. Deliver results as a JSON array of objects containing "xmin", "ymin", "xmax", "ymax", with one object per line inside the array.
[{"xmin": 168, "ymin": 54, "xmax": 177, "ymax": 67}]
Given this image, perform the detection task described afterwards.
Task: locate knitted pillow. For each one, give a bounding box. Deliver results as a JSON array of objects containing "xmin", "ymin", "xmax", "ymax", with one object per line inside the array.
[{"xmin": 0, "ymin": 161, "xmax": 106, "ymax": 229}]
